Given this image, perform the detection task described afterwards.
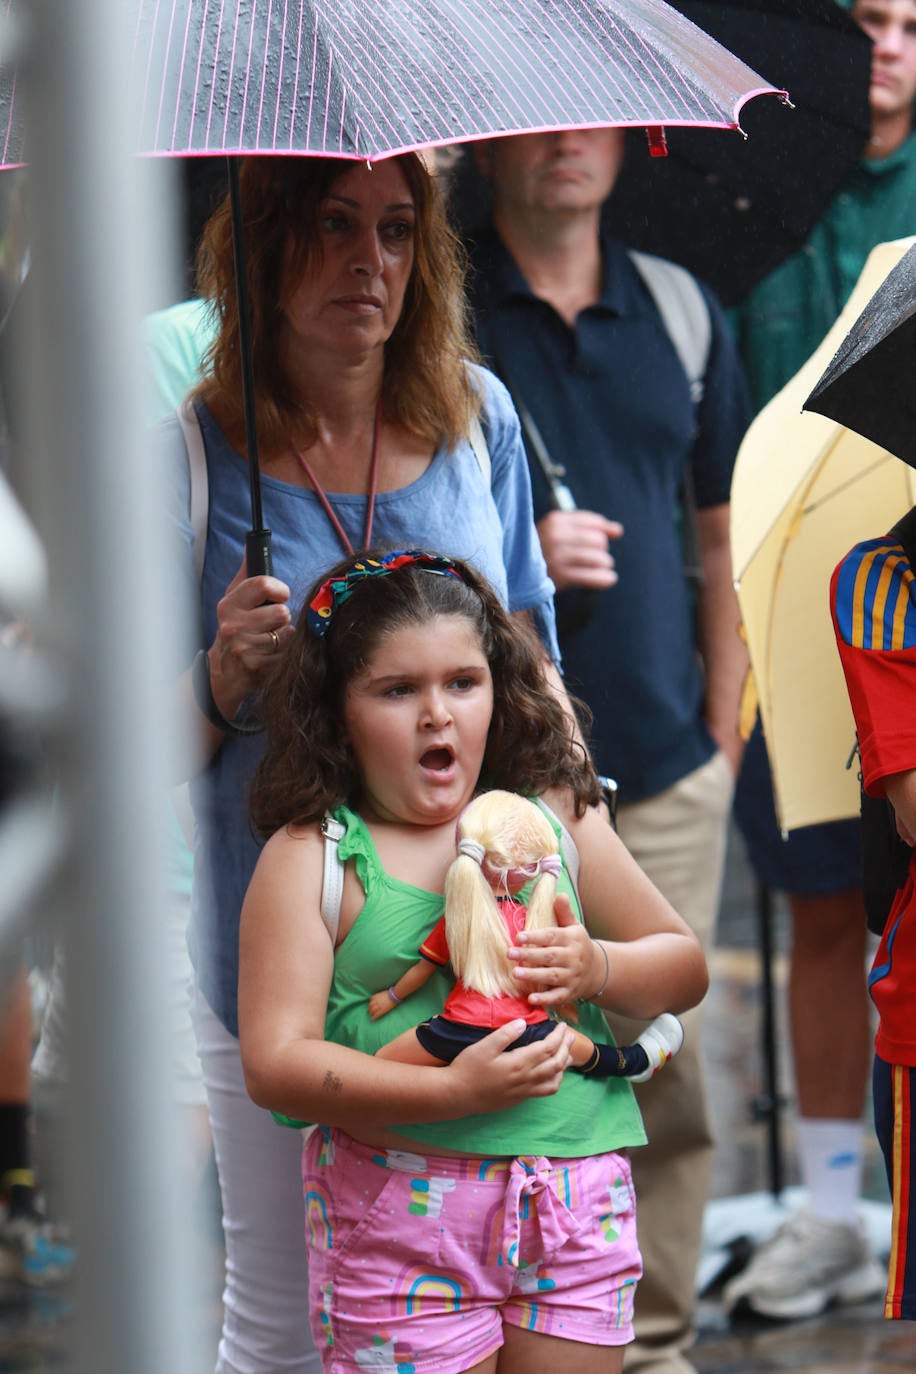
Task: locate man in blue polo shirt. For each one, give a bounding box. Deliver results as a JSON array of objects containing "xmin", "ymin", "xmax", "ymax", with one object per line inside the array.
[{"xmin": 465, "ymin": 129, "xmax": 751, "ymax": 1374}]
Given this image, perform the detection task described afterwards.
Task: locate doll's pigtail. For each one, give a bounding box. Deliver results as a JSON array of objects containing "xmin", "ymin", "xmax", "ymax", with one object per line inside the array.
[
  {"xmin": 524, "ymin": 868, "xmax": 559, "ymax": 932},
  {"xmin": 444, "ymin": 855, "xmax": 516, "ymax": 997}
]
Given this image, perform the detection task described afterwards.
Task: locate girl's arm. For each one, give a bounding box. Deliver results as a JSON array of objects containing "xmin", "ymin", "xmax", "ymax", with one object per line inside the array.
[
  {"xmin": 238, "ymin": 826, "xmax": 574, "ymax": 1129},
  {"xmin": 508, "ymin": 791, "xmax": 708, "ymax": 1020}
]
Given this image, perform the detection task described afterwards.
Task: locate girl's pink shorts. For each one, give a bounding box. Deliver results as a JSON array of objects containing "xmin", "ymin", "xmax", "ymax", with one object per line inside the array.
[{"xmin": 302, "ymin": 1126, "xmax": 642, "ymax": 1373}]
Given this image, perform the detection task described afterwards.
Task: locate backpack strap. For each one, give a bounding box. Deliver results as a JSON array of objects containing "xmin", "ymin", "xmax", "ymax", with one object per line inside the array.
[
  {"xmin": 628, "ymin": 249, "xmax": 710, "ymax": 593},
  {"xmin": 626, "ymin": 249, "xmax": 712, "ymax": 405},
  {"xmin": 320, "ymin": 813, "xmax": 347, "ymax": 946},
  {"xmin": 468, "ymin": 410, "xmax": 491, "ymax": 485},
  {"xmin": 534, "ymin": 797, "xmax": 582, "ymax": 913},
  {"xmin": 318, "ymin": 798, "xmax": 584, "ymax": 947},
  {"xmin": 177, "ymin": 396, "xmax": 208, "ymax": 581}
]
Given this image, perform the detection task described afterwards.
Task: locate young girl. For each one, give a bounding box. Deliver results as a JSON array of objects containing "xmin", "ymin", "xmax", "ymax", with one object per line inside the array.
[{"xmin": 239, "ymin": 548, "xmax": 708, "ymax": 1374}]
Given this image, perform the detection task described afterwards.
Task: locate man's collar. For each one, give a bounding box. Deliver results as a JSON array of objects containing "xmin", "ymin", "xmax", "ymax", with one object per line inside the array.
[
  {"xmin": 469, "ymin": 222, "xmax": 633, "ymax": 316},
  {"xmin": 862, "ymin": 127, "xmax": 916, "ymax": 176}
]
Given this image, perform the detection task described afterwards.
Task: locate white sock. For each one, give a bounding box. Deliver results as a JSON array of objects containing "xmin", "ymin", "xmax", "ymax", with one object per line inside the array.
[{"xmin": 796, "ymin": 1117, "xmax": 864, "ymax": 1225}]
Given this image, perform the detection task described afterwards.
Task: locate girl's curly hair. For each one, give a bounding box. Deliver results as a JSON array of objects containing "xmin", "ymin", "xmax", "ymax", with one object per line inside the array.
[{"xmin": 250, "ymin": 550, "xmax": 599, "ymax": 836}]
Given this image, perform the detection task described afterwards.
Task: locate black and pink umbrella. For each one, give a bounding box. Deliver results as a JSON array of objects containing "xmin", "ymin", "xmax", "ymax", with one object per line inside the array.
[
  {"xmin": 87, "ymin": 0, "xmax": 783, "ymax": 163},
  {"xmin": 0, "ymin": 0, "xmax": 786, "ymax": 569}
]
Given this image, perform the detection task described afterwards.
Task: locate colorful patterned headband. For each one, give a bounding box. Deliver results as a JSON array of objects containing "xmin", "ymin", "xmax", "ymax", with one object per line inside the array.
[{"xmin": 307, "ymin": 550, "xmax": 463, "ymax": 638}]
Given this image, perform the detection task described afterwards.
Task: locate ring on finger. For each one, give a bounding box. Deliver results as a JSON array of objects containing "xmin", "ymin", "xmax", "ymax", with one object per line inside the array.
[{"xmin": 268, "ymin": 629, "xmax": 280, "ymax": 652}]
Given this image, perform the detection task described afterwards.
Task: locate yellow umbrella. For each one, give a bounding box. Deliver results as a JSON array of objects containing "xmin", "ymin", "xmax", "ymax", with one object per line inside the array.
[{"xmin": 731, "ymin": 235, "xmax": 916, "ymax": 834}]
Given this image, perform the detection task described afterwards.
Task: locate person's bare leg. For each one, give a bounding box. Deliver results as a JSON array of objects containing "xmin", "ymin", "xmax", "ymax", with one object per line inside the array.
[
  {"xmin": 788, "ymin": 889, "xmax": 870, "ymax": 1119},
  {"xmin": 0, "ymin": 965, "xmax": 75, "ymax": 1285},
  {"xmin": 0, "ymin": 967, "xmax": 37, "ymax": 1196},
  {"xmin": 499, "ymin": 1325, "xmax": 624, "ymax": 1374},
  {"xmin": 374, "ymin": 1031, "xmax": 446, "ymax": 1066}
]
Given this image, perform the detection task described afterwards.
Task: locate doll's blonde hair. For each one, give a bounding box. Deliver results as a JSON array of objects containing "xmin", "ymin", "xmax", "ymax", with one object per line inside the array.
[{"xmin": 443, "ymin": 791, "xmax": 561, "ymax": 998}]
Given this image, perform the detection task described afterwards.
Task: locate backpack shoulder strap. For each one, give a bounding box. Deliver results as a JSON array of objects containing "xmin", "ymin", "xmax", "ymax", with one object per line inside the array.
[
  {"xmin": 177, "ymin": 396, "xmax": 208, "ymax": 581},
  {"xmin": 627, "ymin": 250, "xmax": 712, "ymax": 405},
  {"xmin": 320, "ymin": 813, "xmax": 347, "ymax": 947},
  {"xmin": 317, "ymin": 798, "xmax": 584, "ymax": 948},
  {"xmin": 468, "ymin": 410, "xmax": 491, "ymax": 486},
  {"xmin": 535, "ymin": 797, "xmax": 582, "ymax": 913}
]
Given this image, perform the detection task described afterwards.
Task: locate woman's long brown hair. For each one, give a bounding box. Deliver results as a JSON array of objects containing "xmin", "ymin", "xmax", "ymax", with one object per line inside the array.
[{"xmin": 195, "ymin": 154, "xmax": 480, "ymax": 458}]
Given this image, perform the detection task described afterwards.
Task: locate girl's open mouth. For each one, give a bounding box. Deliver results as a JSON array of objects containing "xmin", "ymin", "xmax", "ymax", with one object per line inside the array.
[{"xmin": 420, "ymin": 746, "xmax": 454, "ymax": 772}]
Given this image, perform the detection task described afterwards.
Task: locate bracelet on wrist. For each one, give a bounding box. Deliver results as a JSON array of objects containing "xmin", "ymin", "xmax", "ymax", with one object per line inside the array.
[
  {"xmin": 387, "ymin": 985, "xmax": 404, "ymax": 1005},
  {"xmin": 191, "ymin": 648, "xmax": 264, "ymax": 738},
  {"xmin": 586, "ymin": 940, "xmax": 610, "ymax": 1001}
]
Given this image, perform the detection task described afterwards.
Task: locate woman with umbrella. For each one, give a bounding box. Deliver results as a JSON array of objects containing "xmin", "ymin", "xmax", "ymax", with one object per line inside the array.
[{"xmin": 164, "ymin": 152, "xmax": 563, "ymax": 1372}]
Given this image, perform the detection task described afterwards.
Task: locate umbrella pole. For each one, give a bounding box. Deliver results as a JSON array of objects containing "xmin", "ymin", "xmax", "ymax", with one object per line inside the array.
[
  {"xmin": 751, "ymin": 880, "xmax": 786, "ymax": 1198},
  {"xmin": 227, "ymin": 157, "xmax": 272, "ymax": 578}
]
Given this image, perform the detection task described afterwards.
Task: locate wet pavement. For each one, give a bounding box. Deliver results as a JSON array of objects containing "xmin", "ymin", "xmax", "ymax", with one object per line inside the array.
[{"xmin": 5, "ymin": 822, "xmax": 916, "ymax": 1371}]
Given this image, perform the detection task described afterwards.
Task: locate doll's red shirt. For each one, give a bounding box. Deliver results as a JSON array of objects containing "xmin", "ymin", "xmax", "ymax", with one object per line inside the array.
[{"xmin": 419, "ymin": 900, "xmax": 547, "ymax": 1029}]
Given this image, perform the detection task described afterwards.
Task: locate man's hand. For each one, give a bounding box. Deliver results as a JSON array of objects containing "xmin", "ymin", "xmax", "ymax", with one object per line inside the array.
[{"xmin": 536, "ymin": 510, "xmax": 623, "ymax": 592}]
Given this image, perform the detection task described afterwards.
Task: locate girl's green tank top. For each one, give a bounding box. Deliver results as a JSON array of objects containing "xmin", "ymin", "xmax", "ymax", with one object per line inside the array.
[{"xmin": 280, "ymin": 800, "xmax": 647, "ymax": 1158}]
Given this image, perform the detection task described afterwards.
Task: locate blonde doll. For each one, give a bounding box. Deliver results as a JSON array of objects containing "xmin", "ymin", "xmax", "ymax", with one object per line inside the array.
[{"xmin": 371, "ymin": 790, "xmax": 683, "ymax": 1081}]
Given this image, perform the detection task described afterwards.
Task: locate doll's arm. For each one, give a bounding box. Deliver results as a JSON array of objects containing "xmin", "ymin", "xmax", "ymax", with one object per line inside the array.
[{"xmin": 368, "ymin": 957, "xmax": 438, "ymax": 1020}]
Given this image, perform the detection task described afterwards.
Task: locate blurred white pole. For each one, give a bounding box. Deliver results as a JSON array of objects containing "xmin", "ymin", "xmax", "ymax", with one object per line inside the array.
[{"xmin": 20, "ymin": 3, "xmax": 199, "ymax": 1371}]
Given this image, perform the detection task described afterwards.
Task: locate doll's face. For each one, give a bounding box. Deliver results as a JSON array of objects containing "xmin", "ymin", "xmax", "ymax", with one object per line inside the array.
[
  {"xmin": 343, "ymin": 614, "xmax": 494, "ymax": 827},
  {"xmin": 483, "ymin": 859, "xmax": 533, "ymax": 897}
]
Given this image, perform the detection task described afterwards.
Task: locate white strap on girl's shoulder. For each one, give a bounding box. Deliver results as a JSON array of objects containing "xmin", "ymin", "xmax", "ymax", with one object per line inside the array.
[
  {"xmin": 534, "ymin": 797, "xmax": 581, "ymax": 907},
  {"xmin": 320, "ymin": 813, "xmax": 347, "ymax": 946}
]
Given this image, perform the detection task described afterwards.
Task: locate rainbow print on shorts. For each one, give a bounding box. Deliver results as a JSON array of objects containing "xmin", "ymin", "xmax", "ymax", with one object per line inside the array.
[
  {"xmin": 304, "ymin": 1188, "xmax": 333, "ymax": 1250},
  {"xmin": 395, "ymin": 1264, "xmax": 467, "ymax": 1316}
]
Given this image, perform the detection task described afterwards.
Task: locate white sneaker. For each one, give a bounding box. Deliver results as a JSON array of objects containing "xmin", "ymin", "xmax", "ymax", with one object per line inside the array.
[
  {"xmin": 628, "ymin": 1014, "xmax": 684, "ymax": 1083},
  {"xmin": 722, "ymin": 1208, "xmax": 886, "ymax": 1320}
]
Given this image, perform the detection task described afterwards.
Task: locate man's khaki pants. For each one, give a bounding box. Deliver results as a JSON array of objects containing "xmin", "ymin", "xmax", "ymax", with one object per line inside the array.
[{"xmin": 610, "ymin": 749, "xmax": 734, "ymax": 1374}]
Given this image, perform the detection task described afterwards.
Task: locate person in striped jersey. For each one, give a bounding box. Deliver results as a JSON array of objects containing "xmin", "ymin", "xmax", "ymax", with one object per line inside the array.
[{"xmin": 831, "ymin": 518, "xmax": 916, "ymax": 1321}]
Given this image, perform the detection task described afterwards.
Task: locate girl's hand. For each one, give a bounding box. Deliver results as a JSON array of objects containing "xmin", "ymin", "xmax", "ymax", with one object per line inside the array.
[
  {"xmin": 368, "ymin": 991, "xmax": 397, "ymax": 1020},
  {"xmin": 446, "ymin": 1020, "xmax": 574, "ymax": 1112},
  {"xmin": 508, "ymin": 894, "xmax": 604, "ymax": 1007},
  {"xmin": 208, "ymin": 556, "xmax": 294, "ymax": 719}
]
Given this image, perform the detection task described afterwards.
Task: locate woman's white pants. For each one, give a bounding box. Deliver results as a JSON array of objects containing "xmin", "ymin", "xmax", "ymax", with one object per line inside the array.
[{"xmin": 192, "ymin": 988, "xmax": 322, "ymax": 1374}]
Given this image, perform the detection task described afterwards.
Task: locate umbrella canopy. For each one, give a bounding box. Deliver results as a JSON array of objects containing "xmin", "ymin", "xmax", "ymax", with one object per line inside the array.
[
  {"xmin": 0, "ymin": 0, "xmax": 786, "ymax": 576},
  {"xmin": 731, "ymin": 237, "xmax": 916, "ymax": 833},
  {"xmin": 803, "ymin": 242, "xmax": 916, "ymax": 469},
  {"xmin": 603, "ymin": 0, "xmax": 872, "ymax": 305},
  {"xmin": 0, "ymin": 0, "xmax": 785, "ymax": 167}
]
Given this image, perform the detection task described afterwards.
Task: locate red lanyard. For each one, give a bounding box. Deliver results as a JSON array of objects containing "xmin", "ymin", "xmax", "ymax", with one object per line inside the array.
[{"xmin": 294, "ymin": 400, "xmax": 382, "ymax": 555}]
